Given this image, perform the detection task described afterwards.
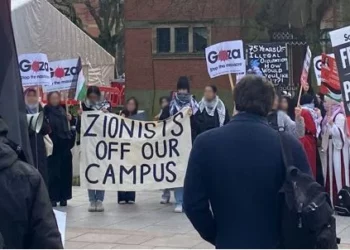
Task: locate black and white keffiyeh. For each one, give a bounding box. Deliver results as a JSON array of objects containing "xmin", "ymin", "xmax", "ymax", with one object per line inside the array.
[
  {"xmin": 84, "ymin": 99, "xmax": 111, "ymax": 111},
  {"xmin": 199, "ymin": 96, "xmax": 226, "ymax": 126},
  {"xmin": 170, "ymin": 93, "xmax": 199, "ymax": 116}
]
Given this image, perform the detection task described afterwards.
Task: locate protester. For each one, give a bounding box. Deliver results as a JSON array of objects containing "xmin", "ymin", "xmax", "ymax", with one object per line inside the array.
[
  {"xmin": 160, "ymin": 76, "xmax": 199, "ymax": 213},
  {"xmin": 44, "ymin": 91, "xmax": 75, "ymax": 207},
  {"xmin": 299, "ymin": 94, "xmax": 322, "ymax": 179},
  {"xmin": 77, "ymin": 86, "xmax": 110, "ymax": 212},
  {"xmin": 267, "ymin": 92, "xmax": 305, "ymax": 137},
  {"xmin": 291, "ymin": 82, "xmax": 320, "ymax": 120},
  {"xmin": 0, "ymin": 117, "xmax": 63, "ymax": 248},
  {"xmin": 154, "ymin": 96, "xmax": 170, "ymax": 121},
  {"xmin": 279, "ymin": 95, "xmax": 291, "ymax": 114},
  {"xmin": 118, "ymin": 97, "xmax": 139, "ymax": 204},
  {"xmin": 321, "ymin": 96, "xmax": 349, "ymax": 204},
  {"xmin": 183, "ymin": 75, "xmax": 311, "ymax": 248},
  {"xmin": 156, "ymin": 96, "xmax": 173, "ymax": 204},
  {"xmin": 196, "ymin": 85, "xmax": 230, "ymax": 135},
  {"xmin": 24, "ymin": 88, "xmax": 50, "ymax": 186}
]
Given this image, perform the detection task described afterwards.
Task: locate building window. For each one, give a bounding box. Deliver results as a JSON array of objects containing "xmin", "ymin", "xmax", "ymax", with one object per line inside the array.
[
  {"xmin": 154, "ymin": 26, "xmax": 210, "ymax": 54},
  {"xmin": 175, "ymin": 28, "xmax": 189, "ymax": 52},
  {"xmin": 157, "ymin": 28, "xmax": 171, "ymax": 53},
  {"xmin": 193, "ymin": 27, "xmax": 208, "ymax": 52}
]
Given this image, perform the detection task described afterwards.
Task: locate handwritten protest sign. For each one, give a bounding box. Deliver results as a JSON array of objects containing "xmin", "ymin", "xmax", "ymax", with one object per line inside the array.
[
  {"xmin": 18, "ymin": 53, "xmax": 51, "ymax": 86},
  {"xmin": 320, "ymin": 54, "xmax": 341, "ymax": 102},
  {"xmin": 80, "ymin": 108, "xmax": 192, "ymax": 191},
  {"xmin": 43, "ymin": 58, "xmax": 79, "ymax": 93},
  {"xmin": 205, "ymin": 40, "xmax": 245, "ymax": 78},
  {"xmin": 247, "ymin": 43, "xmax": 289, "ymax": 86}
]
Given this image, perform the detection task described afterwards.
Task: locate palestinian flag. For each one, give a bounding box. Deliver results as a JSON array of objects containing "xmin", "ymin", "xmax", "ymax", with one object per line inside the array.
[
  {"xmin": 74, "ymin": 58, "xmax": 87, "ymax": 101},
  {"xmin": 0, "ymin": 0, "xmax": 33, "ymax": 164}
]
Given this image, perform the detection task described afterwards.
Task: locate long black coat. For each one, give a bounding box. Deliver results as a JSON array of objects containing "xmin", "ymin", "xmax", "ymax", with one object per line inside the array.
[
  {"xmin": 184, "ymin": 112, "xmax": 311, "ymax": 248},
  {"xmin": 44, "ymin": 105, "xmax": 75, "ymax": 202},
  {"xmin": 27, "ymin": 105, "xmax": 50, "ymax": 186},
  {"xmin": 0, "ymin": 119, "xmax": 62, "ymax": 249}
]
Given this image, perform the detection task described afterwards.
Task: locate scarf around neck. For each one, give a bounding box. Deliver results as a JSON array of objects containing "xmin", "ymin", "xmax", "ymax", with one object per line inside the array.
[
  {"xmin": 26, "ymin": 103, "xmax": 39, "ymax": 114},
  {"xmin": 44, "ymin": 105, "xmax": 71, "ymax": 139},
  {"xmin": 170, "ymin": 93, "xmax": 198, "ymax": 116},
  {"xmin": 199, "ymin": 96, "xmax": 226, "ymax": 126},
  {"xmin": 84, "ymin": 99, "xmax": 111, "ymax": 111}
]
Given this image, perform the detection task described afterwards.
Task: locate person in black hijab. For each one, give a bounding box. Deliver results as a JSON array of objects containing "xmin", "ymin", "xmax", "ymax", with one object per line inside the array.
[
  {"xmin": 117, "ymin": 97, "xmax": 139, "ymax": 204},
  {"xmin": 24, "ymin": 88, "xmax": 50, "ymax": 187},
  {"xmin": 44, "ymin": 91, "xmax": 76, "ymax": 207}
]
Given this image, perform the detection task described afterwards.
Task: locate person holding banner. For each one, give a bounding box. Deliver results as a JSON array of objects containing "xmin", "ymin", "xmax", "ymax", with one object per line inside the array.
[
  {"xmin": 196, "ymin": 85, "xmax": 230, "ymax": 135},
  {"xmin": 321, "ymin": 97, "xmax": 349, "ymax": 204},
  {"xmin": 117, "ymin": 97, "xmax": 139, "ymax": 204},
  {"xmin": 24, "ymin": 88, "xmax": 50, "ymax": 186},
  {"xmin": 77, "ymin": 86, "xmax": 111, "ymax": 212},
  {"xmin": 44, "ymin": 91, "xmax": 76, "ymax": 207},
  {"xmin": 160, "ymin": 76, "xmax": 198, "ymax": 213}
]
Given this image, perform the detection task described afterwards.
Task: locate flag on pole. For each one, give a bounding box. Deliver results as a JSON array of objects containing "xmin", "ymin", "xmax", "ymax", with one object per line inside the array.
[
  {"xmin": 74, "ymin": 58, "xmax": 87, "ymax": 101},
  {"xmin": 0, "ymin": 0, "xmax": 33, "ymax": 164}
]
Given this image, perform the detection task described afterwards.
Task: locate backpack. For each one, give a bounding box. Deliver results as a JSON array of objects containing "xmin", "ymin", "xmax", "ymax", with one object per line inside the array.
[
  {"xmin": 279, "ymin": 133, "xmax": 338, "ymax": 249},
  {"xmin": 267, "ymin": 111, "xmax": 285, "ymax": 132},
  {"xmin": 334, "ymin": 186, "xmax": 350, "ymax": 216}
]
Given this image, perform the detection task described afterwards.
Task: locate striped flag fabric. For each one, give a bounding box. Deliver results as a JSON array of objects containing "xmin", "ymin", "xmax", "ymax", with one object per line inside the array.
[{"xmin": 74, "ymin": 58, "xmax": 87, "ymax": 101}]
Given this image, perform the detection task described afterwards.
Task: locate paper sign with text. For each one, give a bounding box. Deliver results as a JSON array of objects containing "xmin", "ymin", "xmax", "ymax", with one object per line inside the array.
[
  {"xmin": 80, "ymin": 108, "xmax": 192, "ymax": 191},
  {"xmin": 43, "ymin": 58, "xmax": 79, "ymax": 93},
  {"xmin": 320, "ymin": 54, "xmax": 341, "ymax": 102},
  {"xmin": 18, "ymin": 53, "xmax": 51, "ymax": 86},
  {"xmin": 314, "ymin": 54, "xmax": 334, "ymax": 86},
  {"xmin": 330, "ymin": 25, "xmax": 350, "ymax": 132},
  {"xmin": 205, "ymin": 40, "xmax": 245, "ymax": 78}
]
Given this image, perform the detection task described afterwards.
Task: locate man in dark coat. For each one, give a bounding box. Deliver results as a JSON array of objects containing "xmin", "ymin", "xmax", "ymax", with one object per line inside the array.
[
  {"xmin": 0, "ymin": 117, "xmax": 63, "ymax": 249},
  {"xmin": 183, "ymin": 75, "xmax": 311, "ymax": 249}
]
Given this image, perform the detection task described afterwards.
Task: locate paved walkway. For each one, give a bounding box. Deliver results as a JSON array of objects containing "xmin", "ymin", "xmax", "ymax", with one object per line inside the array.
[{"xmin": 56, "ymin": 187, "xmax": 350, "ymax": 249}]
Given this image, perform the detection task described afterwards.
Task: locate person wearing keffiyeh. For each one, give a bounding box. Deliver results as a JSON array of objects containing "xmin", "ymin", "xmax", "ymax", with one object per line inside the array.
[
  {"xmin": 159, "ymin": 76, "xmax": 198, "ymax": 213},
  {"xmin": 196, "ymin": 85, "xmax": 230, "ymax": 135}
]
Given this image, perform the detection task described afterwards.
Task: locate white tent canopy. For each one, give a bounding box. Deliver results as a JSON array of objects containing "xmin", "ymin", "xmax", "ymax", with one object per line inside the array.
[{"xmin": 11, "ymin": 0, "xmax": 115, "ymax": 85}]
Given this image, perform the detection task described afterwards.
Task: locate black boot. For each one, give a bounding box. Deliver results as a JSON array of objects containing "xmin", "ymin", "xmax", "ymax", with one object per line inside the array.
[
  {"xmin": 51, "ymin": 201, "xmax": 57, "ymax": 207},
  {"xmin": 60, "ymin": 200, "xmax": 67, "ymax": 207}
]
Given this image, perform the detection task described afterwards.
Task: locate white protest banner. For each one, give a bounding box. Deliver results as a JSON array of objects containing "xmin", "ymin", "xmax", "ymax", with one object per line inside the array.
[
  {"xmin": 18, "ymin": 53, "xmax": 51, "ymax": 86},
  {"xmin": 329, "ymin": 25, "xmax": 350, "ymax": 133},
  {"xmin": 205, "ymin": 40, "xmax": 245, "ymax": 79},
  {"xmin": 53, "ymin": 209, "xmax": 66, "ymax": 247},
  {"xmin": 80, "ymin": 108, "xmax": 192, "ymax": 191},
  {"xmin": 300, "ymin": 46, "xmax": 312, "ymax": 87},
  {"xmin": 313, "ymin": 54, "xmax": 335, "ymax": 86},
  {"xmin": 43, "ymin": 58, "xmax": 79, "ymax": 93}
]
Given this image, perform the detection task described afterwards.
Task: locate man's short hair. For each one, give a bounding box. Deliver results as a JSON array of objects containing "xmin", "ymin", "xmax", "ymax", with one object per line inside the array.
[{"xmin": 234, "ymin": 75, "xmax": 275, "ymax": 117}]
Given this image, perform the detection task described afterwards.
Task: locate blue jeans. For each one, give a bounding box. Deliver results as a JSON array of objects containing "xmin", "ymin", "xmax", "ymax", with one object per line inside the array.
[
  {"xmin": 88, "ymin": 189, "xmax": 105, "ymax": 202},
  {"xmin": 174, "ymin": 188, "xmax": 183, "ymax": 205},
  {"xmin": 162, "ymin": 188, "xmax": 183, "ymax": 205}
]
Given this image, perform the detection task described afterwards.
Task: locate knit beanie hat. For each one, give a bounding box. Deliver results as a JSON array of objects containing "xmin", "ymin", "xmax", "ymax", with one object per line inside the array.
[{"xmin": 177, "ymin": 76, "xmax": 190, "ymax": 92}]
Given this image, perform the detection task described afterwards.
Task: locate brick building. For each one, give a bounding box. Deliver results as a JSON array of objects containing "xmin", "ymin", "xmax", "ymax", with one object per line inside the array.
[{"xmin": 124, "ymin": 0, "xmax": 242, "ymax": 115}]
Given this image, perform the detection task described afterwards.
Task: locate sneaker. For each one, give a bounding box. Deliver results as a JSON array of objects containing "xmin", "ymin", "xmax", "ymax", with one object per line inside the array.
[
  {"xmin": 96, "ymin": 200, "xmax": 104, "ymax": 212},
  {"xmin": 160, "ymin": 197, "xmax": 170, "ymax": 204},
  {"xmin": 51, "ymin": 201, "xmax": 57, "ymax": 207},
  {"xmin": 174, "ymin": 204, "xmax": 183, "ymax": 213},
  {"xmin": 88, "ymin": 201, "xmax": 96, "ymax": 212}
]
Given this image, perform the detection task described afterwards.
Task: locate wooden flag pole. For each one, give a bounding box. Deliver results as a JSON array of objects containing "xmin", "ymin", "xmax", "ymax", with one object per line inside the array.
[
  {"xmin": 228, "ymin": 73, "xmax": 235, "ymax": 91},
  {"xmin": 297, "ymin": 84, "xmax": 303, "ymax": 107},
  {"xmin": 228, "ymin": 73, "xmax": 237, "ymax": 115},
  {"xmin": 64, "ymin": 91, "xmax": 71, "ymax": 130}
]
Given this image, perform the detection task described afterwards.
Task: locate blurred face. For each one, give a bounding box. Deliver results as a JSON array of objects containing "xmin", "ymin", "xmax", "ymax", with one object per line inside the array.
[
  {"xmin": 178, "ymin": 89, "xmax": 188, "ymax": 94},
  {"xmin": 280, "ymin": 97, "xmax": 289, "ymax": 112},
  {"xmin": 48, "ymin": 92, "xmax": 60, "ymax": 106},
  {"xmin": 127, "ymin": 99, "xmax": 137, "ymax": 113},
  {"xmin": 204, "ymin": 87, "xmax": 215, "ymax": 101},
  {"xmin": 161, "ymin": 98, "xmax": 169, "ymax": 109},
  {"xmin": 272, "ymin": 95, "xmax": 279, "ymax": 110},
  {"xmin": 303, "ymin": 83, "xmax": 310, "ymax": 92},
  {"xmin": 88, "ymin": 93, "xmax": 100, "ymax": 103},
  {"xmin": 25, "ymin": 91, "xmax": 38, "ymax": 105}
]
